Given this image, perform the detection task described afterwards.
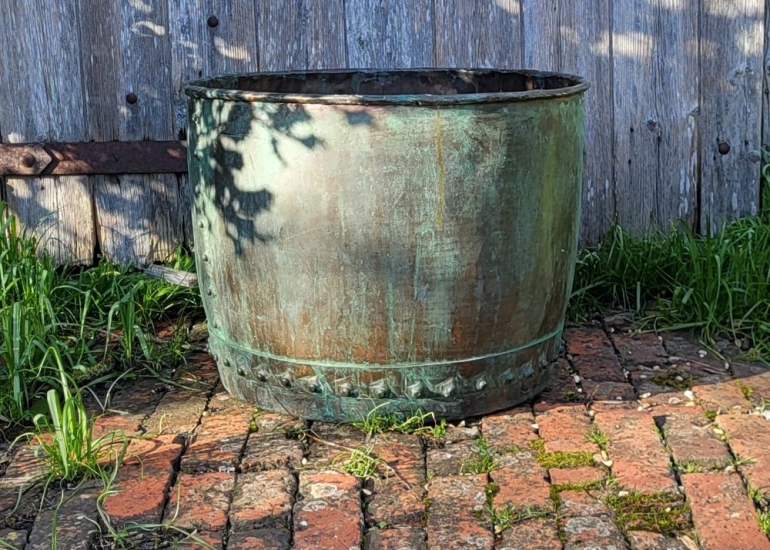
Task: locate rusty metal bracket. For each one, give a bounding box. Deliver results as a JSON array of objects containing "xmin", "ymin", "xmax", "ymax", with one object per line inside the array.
[{"xmin": 0, "ymin": 141, "xmax": 187, "ymax": 176}]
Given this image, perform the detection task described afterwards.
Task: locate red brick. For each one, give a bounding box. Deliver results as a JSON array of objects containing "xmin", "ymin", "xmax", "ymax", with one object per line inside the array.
[
  {"xmin": 178, "ymin": 351, "xmax": 220, "ymax": 388},
  {"xmin": 305, "ymin": 424, "xmax": 367, "ymax": 470},
  {"xmin": 609, "ymin": 331, "xmax": 668, "ymax": 367},
  {"xmin": 732, "ymin": 365, "xmax": 770, "ymax": 405},
  {"xmin": 481, "ymin": 410, "xmax": 537, "ymax": 452},
  {"xmin": 182, "ymin": 392, "xmax": 252, "ymax": 473},
  {"xmin": 627, "ymin": 531, "xmax": 690, "ymax": 550},
  {"xmin": 717, "ymin": 415, "xmax": 770, "ymax": 498},
  {"xmin": 536, "ymin": 358, "xmax": 583, "ymax": 404},
  {"xmin": 565, "ymin": 327, "xmax": 626, "ymax": 383},
  {"xmin": 655, "ymin": 410, "xmax": 731, "ymax": 470},
  {"xmin": 427, "ymin": 475, "xmax": 488, "ymax": 523},
  {"xmin": 496, "ymin": 519, "xmax": 561, "ymax": 550},
  {"xmin": 26, "ymin": 482, "xmax": 100, "ymax": 550},
  {"xmin": 230, "ymin": 470, "xmax": 295, "ymax": 531},
  {"xmin": 143, "ymin": 388, "xmax": 209, "ymax": 435},
  {"xmin": 366, "ymin": 527, "xmax": 426, "ymax": 550},
  {"xmin": 536, "ymin": 405, "xmax": 598, "ymax": 454},
  {"xmin": 663, "ymin": 334, "xmax": 727, "ymax": 373},
  {"xmin": 682, "ymin": 472, "xmax": 770, "ymax": 550},
  {"xmin": 582, "ymin": 380, "xmax": 637, "ymax": 402},
  {"xmin": 558, "ymin": 489, "xmax": 611, "ymax": 517},
  {"xmin": 594, "ymin": 409, "xmax": 677, "ymax": 494},
  {"xmin": 693, "ymin": 379, "xmax": 751, "ymax": 413},
  {"xmin": 561, "ymin": 515, "xmax": 627, "ymax": 550},
  {"xmin": 427, "ymin": 523, "xmax": 493, "ymax": 550},
  {"xmin": 92, "ymin": 413, "xmax": 145, "ymax": 438},
  {"xmin": 227, "ymin": 529, "xmax": 291, "ymax": 550},
  {"xmin": 0, "ymin": 443, "xmax": 47, "ymax": 490},
  {"xmin": 227, "ymin": 529, "xmax": 290, "ymax": 550},
  {"xmin": 124, "ymin": 434, "xmax": 184, "ymax": 467},
  {"xmin": 426, "ymin": 440, "xmax": 476, "ymax": 477},
  {"xmin": 192, "ymin": 531, "xmax": 224, "ymax": 549},
  {"xmin": 549, "ymin": 466, "xmax": 606, "ymax": 487},
  {"xmin": 294, "ymin": 471, "xmax": 362, "ymax": 550},
  {"xmin": 371, "ymin": 434, "xmax": 425, "ymax": 487},
  {"xmin": 241, "ymin": 432, "xmax": 305, "ymax": 473},
  {"xmin": 367, "ymin": 486, "xmax": 425, "ymax": 527},
  {"xmin": 491, "ymin": 462, "xmax": 552, "ymax": 511},
  {"xmin": 103, "ymin": 466, "xmax": 169, "ymax": 525},
  {"xmin": 168, "ymin": 472, "xmax": 234, "ymax": 532}
]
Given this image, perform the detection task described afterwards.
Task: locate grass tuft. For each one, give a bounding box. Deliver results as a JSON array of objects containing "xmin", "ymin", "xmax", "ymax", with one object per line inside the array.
[
  {"xmin": 568, "ymin": 181, "xmax": 770, "ymax": 360},
  {"xmin": 460, "ymin": 438, "xmax": 499, "ymax": 474},
  {"xmin": 351, "ymin": 406, "xmax": 447, "ymax": 441},
  {"xmin": 604, "ymin": 491, "xmax": 691, "ymax": 536}
]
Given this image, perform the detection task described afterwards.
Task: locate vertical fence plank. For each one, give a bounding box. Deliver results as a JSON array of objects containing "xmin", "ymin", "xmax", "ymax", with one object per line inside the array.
[
  {"xmin": 80, "ymin": 0, "xmax": 182, "ymax": 265},
  {"xmin": 0, "ymin": 0, "xmax": 95, "ymax": 264},
  {"xmin": 613, "ymin": 0, "xmax": 699, "ymax": 234},
  {"xmin": 434, "ymin": 0, "xmax": 523, "ymax": 67},
  {"xmin": 521, "ymin": 0, "xmax": 560, "ymax": 70},
  {"xmin": 258, "ymin": 0, "xmax": 347, "ymax": 71},
  {"xmin": 345, "ymin": 0, "xmax": 434, "ymax": 68},
  {"xmin": 559, "ymin": 0, "xmax": 614, "ymax": 245},
  {"xmin": 700, "ymin": 0, "xmax": 764, "ymax": 233},
  {"xmin": 169, "ymin": 0, "xmax": 259, "ymax": 249}
]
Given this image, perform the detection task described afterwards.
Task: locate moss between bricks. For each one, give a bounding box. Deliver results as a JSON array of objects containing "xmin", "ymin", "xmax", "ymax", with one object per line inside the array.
[
  {"xmin": 603, "ymin": 491, "xmax": 692, "ymax": 536},
  {"xmin": 529, "ymin": 438, "xmax": 595, "ymax": 469}
]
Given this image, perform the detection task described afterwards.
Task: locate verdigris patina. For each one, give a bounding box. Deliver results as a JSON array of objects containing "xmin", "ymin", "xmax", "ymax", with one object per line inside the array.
[{"xmin": 185, "ymin": 69, "xmax": 589, "ymax": 421}]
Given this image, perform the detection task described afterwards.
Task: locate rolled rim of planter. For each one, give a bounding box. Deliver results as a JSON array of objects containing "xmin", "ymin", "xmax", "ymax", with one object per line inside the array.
[{"xmin": 184, "ymin": 68, "xmax": 591, "ymax": 106}]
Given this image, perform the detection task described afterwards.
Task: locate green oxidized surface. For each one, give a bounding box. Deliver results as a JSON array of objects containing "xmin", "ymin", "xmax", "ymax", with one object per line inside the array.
[{"xmin": 186, "ymin": 72, "xmax": 587, "ymax": 421}]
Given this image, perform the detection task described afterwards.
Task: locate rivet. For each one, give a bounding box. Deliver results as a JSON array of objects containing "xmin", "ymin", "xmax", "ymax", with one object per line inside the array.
[
  {"xmin": 406, "ymin": 381, "xmax": 424, "ymax": 399},
  {"xmin": 206, "ymin": 288, "xmax": 213, "ymax": 296},
  {"xmin": 370, "ymin": 381, "xmax": 389, "ymax": 399},
  {"xmin": 201, "ymin": 254, "xmax": 209, "ymax": 262},
  {"xmin": 256, "ymin": 371, "xmax": 268, "ymax": 382},
  {"xmin": 338, "ymin": 383, "xmax": 352, "ymax": 397},
  {"xmin": 237, "ymin": 367, "xmax": 246, "ymax": 376},
  {"xmin": 439, "ymin": 379, "xmax": 457, "ymax": 398},
  {"xmin": 212, "ymin": 321, "xmax": 219, "ymax": 329},
  {"xmin": 20, "ymin": 152, "xmax": 36, "ymax": 168},
  {"xmin": 281, "ymin": 376, "xmax": 292, "ymax": 388},
  {"xmin": 198, "ymin": 220, "xmax": 206, "ymax": 229},
  {"xmin": 207, "ymin": 15, "xmax": 219, "ymax": 28},
  {"xmin": 475, "ymin": 378, "xmax": 487, "ymax": 391},
  {"xmin": 223, "ymin": 358, "xmax": 231, "ymax": 367},
  {"xmin": 125, "ymin": 93, "xmax": 138, "ymax": 105},
  {"xmin": 718, "ymin": 140, "xmax": 731, "ymax": 155}
]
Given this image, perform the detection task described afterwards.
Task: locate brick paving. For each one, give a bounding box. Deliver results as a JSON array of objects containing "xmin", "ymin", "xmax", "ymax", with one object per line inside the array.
[{"xmin": 2, "ymin": 321, "xmax": 770, "ymax": 548}]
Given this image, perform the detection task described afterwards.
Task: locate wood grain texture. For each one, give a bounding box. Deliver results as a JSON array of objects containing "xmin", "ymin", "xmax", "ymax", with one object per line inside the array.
[
  {"xmin": 345, "ymin": 0, "xmax": 434, "ymax": 68},
  {"xmin": 79, "ymin": 0, "xmax": 183, "ymax": 265},
  {"xmin": 521, "ymin": 0, "xmax": 560, "ymax": 70},
  {"xmin": 559, "ymin": 0, "xmax": 614, "ymax": 245},
  {"xmin": 434, "ymin": 0, "xmax": 523, "ymax": 67},
  {"xmin": 700, "ymin": 0, "xmax": 764, "ymax": 233},
  {"xmin": 169, "ymin": 0, "xmax": 259, "ymax": 249},
  {"xmin": 0, "ymin": 0, "xmax": 95, "ymax": 263},
  {"xmin": 257, "ymin": 0, "xmax": 347, "ymax": 71},
  {"xmin": 613, "ymin": 0, "xmax": 699, "ymax": 233}
]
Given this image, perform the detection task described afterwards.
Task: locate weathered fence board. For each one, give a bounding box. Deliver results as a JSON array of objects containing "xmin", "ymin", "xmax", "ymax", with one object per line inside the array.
[
  {"xmin": 700, "ymin": 0, "xmax": 764, "ymax": 234},
  {"xmin": 1, "ymin": 0, "xmax": 769, "ymax": 264},
  {"xmin": 80, "ymin": 0, "xmax": 183, "ymax": 265},
  {"xmin": 345, "ymin": 0, "xmax": 434, "ymax": 68},
  {"xmin": 559, "ymin": 0, "xmax": 614, "ymax": 244},
  {"xmin": 0, "ymin": 0, "xmax": 94, "ymax": 264},
  {"xmin": 434, "ymin": 0, "xmax": 523, "ymax": 67}
]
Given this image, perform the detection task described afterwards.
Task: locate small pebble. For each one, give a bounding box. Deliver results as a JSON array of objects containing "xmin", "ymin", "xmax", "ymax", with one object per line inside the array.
[
  {"xmin": 668, "ymin": 397, "xmax": 681, "ymax": 405},
  {"xmin": 652, "ymin": 365, "xmax": 661, "ymax": 371},
  {"xmin": 668, "ymin": 356, "xmax": 681, "ymax": 363},
  {"xmin": 762, "ymin": 411, "xmax": 770, "ymax": 421},
  {"xmin": 640, "ymin": 392, "xmax": 651, "ymax": 399},
  {"xmin": 618, "ymin": 490, "xmax": 629, "ymax": 497},
  {"xmin": 640, "ymin": 374, "xmax": 648, "ymax": 379},
  {"xmin": 698, "ymin": 350, "xmax": 707, "ymax": 358},
  {"xmin": 657, "ymin": 335, "xmax": 663, "ymax": 341},
  {"xmin": 531, "ymin": 423, "xmax": 539, "ymax": 430},
  {"xmin": 573, "ymin": 374, "xmax": 581, "ymax": 384},
  {"xmin": 683, "ymin": 390, "xmax": 694, "ymax": 401}
]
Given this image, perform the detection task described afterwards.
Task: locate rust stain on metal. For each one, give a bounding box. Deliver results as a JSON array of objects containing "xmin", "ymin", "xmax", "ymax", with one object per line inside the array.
[
  {"xmin": 185, "ymin": 68, "xmax": 589, "ymax": 422},
  {"xmin": 0, "ymin": 141, "xmax": 187, "ymax": 176}
]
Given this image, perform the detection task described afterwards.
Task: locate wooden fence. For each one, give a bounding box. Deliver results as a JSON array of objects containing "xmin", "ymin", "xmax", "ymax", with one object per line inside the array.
[{"xmin": 0, "ymin": 0, "xmax": 766, "ymax": 265}]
